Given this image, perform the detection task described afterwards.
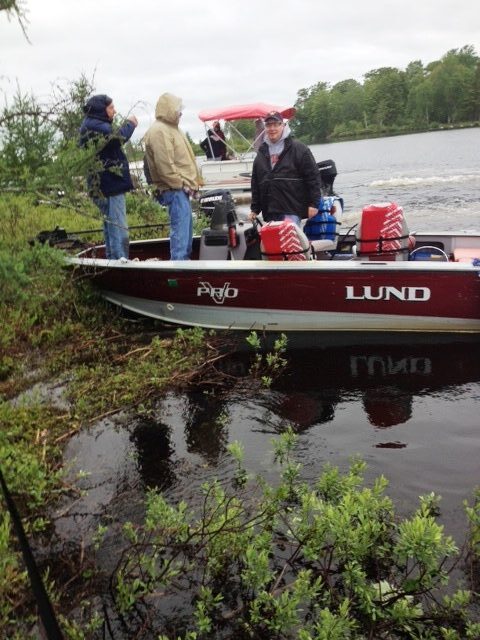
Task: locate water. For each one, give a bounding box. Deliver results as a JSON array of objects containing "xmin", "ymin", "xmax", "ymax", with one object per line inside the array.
[
  {"xmin": 59, "ymin": 130, "xmax": 480, "ymax": 551},
  {"xmin": 59, "ymin": 334, "xmax": 480, "ymax": 553},
  {"xmin": 310, "ymin": 127, "xmax": 480, "ymax": 232}
]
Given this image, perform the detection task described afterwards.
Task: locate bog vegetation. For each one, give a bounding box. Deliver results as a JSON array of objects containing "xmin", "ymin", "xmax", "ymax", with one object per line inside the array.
[{"xmin": 1, "ymin": 15, "xmax": 480, "ymax": 637}]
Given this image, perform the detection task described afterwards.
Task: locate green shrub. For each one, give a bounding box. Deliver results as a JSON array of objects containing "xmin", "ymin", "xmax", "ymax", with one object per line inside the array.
[{"xmin": 104, "ymin": 430, "xmax": 478, "ymax": 639}]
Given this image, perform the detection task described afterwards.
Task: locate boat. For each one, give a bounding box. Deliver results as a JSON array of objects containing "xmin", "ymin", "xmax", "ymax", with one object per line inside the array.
[
  {"xmin": 68, "ymin": 181, "xmax": 480, "ymax": 334},
  {"xmin": 197, "ymin": 103, "xmax": 296, "ymax": 197}
]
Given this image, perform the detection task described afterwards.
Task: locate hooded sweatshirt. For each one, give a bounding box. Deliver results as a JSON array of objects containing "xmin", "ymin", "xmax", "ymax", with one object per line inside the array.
[
  {"xmin": 143, "ymin": 93, "xmax": 201, "ymax": 191},
  {"xmin": 263, "ymin": 123, "xmax": 291, "ymax": 167},
  {"xmin": 251, "ymin": 125, "xmax": 320, "ymax": 220},
  {"xmin": 79, "ymin": 94, "xmax": 136, "ymax": 197}
]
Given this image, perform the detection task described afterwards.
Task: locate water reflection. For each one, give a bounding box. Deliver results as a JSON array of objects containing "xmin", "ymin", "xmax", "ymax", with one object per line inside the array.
[
  {"xmin": 270, "ymin": 338, "xmax": 480, "ymax": 427},
  {"xmin": 362, "ymin": 387, "xmax": 412, "ymax": 428},
  {"xmin": 183, "ymin": 390, "xmax": 229, "ymax": 461},
  {"xmin": 276, "ymin": 392, "xmax": 335, "ymax": 430},
  {"xmin": 61, "ymin": 336, "xmax": 480, "ymax": 545},
  {"xmin": 128, "ymin": 338, "xmax": 480, "ymax": 494},
  {"xmin": 130, "ymin": 418, "xmax": 175, "ymax": 490}
]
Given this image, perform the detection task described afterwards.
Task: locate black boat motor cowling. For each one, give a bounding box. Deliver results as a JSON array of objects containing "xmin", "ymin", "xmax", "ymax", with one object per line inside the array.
[
  {"xmin": 317, "ymin": 159, "xmax": 337, "ymax": 196},
  {"xmin": 198, "ymin": 189, "xmax": 236, "ymax": 228}
]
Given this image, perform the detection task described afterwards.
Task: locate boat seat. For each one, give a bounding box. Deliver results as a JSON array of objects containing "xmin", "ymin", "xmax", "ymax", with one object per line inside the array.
[
  {"xmin": 260, "ymin": 221, "xmax": 312, "ymax": 261},
  {"xmin": 357, "ymin": 202, "xmax": 412, "ymax": 261},
  {"xmin": 310, "ymin": 238, "xmax": 337, "ymax": 253},
  {"xmin": 199, "ymin": 228, "xmax": 230, "ymax": 260}
]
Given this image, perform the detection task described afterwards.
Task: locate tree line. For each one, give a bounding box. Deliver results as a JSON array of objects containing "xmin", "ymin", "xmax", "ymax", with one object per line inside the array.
[
  {"xmin": 290, "ymin": 45, "xmax": 480, "ymax": 143},
  {"xmin": 0, "ymin": 45, "xmax": 478, "ymax": 197}
]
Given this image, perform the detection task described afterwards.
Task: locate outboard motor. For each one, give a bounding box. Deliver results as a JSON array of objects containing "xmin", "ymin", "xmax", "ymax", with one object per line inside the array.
[
  {"xmin": 199, "ymin": 189, "xmax": 237, "ymax": 259},
  {"xmin": 198, "ymin": 189, "xmax": 235, "ymax": 224},
  {"xmin": 317, "ymin": 159, "xmax": 337, "ymax": 196},
  {"xmin": 198, "ymin": 187, "xmax": 261, "ymax": 261}
]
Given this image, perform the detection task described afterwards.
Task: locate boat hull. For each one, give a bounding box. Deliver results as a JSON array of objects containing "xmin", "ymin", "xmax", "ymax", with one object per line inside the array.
[
  {"xmin": 198, "ymin": 158, "xmax": 253, "ymax": 194},
  {"xmin": 70, "ymin": 253, "xmax": 480, "ymax": 333}
]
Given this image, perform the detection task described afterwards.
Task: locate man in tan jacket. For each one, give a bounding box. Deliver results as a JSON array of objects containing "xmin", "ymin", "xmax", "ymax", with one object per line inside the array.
[{"xmin": 144, "ymin": 93, "xmax": 202, "ymax": 260}]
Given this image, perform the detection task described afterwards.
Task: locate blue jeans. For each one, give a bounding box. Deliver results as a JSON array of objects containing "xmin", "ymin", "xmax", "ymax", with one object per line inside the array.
[
  {"xmin": 157, "ymin": 189, "xmax": 193, "ymax": 260},
  {"xmin": 94, "ymin": 194, "xmax": 129, "ymax": 259}
]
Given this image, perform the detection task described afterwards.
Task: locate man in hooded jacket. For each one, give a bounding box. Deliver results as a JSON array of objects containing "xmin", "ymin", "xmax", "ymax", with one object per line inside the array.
[
  {"xmin": 79, "ymin": 94, "xmax": 138, "ymax": 260},
  {"xmin": 144, "ymin": 93, "xmax": 202, "ymax": 260},
  {"xmin": 249, "ymin": 111, "xmax": 320, "ymax": 226}
]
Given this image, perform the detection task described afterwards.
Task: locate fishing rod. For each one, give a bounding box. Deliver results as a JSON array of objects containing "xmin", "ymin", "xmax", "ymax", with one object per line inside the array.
[{"xmin": 0, "ymin": 463, "xmax": 64, "ymax": 640}]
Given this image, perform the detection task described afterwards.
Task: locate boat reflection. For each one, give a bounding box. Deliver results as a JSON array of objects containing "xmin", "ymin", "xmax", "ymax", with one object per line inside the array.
[
  {"xmin": 129, "ymin": 336, "xmax": 480, "ymax": 490},
  {"xmin": 272, "ymin": 338, "xmax": 478, "ymax": 427}
]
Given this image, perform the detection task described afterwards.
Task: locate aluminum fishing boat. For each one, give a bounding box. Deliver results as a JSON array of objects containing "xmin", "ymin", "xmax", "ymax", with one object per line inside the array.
[{"xmin": 68, "ymin": 197, "xmax": 480, "ymax": 334}]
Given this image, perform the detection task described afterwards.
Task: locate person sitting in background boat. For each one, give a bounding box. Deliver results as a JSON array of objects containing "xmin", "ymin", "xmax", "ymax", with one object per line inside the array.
[
  {"xmin": 143, "ymin": 92, "xmax": 202, "ymax": 261},
  {"xmin": 249, "ymin": 111, "xmax": 320, "ymax": 226},
  {"xmin": 200, "ymin": 120, "xmax": 227, "ymax": 160},
  {"xmin": 79, "ymin": 94, "xmax": 138, "ymax": 260}
]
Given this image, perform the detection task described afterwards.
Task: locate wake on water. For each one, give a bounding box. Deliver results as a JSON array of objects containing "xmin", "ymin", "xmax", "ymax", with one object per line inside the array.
[{"xmin": 370, "ymin": 173, "xmax": 480, "ymax": 188}]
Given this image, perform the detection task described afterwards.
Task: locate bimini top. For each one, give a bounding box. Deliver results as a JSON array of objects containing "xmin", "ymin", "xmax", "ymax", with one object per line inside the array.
[{"xmin": 198, "ymin": 103, "xmax": 296, "ymax": 122}]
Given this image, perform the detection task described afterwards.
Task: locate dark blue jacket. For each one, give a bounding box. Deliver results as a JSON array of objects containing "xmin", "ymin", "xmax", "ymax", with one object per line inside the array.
[{"xmin": 79, "ymin": 95, "xmax": 136, "ymax": 197}]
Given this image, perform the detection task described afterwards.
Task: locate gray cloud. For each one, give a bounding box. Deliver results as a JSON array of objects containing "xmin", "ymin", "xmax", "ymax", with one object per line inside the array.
[{"xmin": 1, "ymin": 0, "xmax": 478, "ymax": 141}]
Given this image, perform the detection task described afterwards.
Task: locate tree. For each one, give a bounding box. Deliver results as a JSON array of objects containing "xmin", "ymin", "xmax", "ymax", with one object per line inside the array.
[
  {"xmin": 445, "ymin": 45, "xmax": 479, "ymax": 70},
  {"xmin": 292, "ymin": 82, "xmax": 331, "ymax": 142},
  {"xmin": 0, "ymin": 88, "xmax": 56, "ymax": 188},
  {"xmin": 472, "ymin": 62, "xmax": 480, "ymax": 121},
  {"xmin": 407, "ymin": 77, "xmax": 434, "ymax": 126},
  {"xmin": 329, "ymin": 79, "xmax": 365, "ymax": 129},
  {"xmin": 0, "ymin": 0, "xmax": 29, "ymax": 39},
  {"xmin": 363, "ymin": 67, "xmax": 408, "ymax": 128},
  {"xmin": 50, "ymin": 73, "xmax": 95, "ymax": 143},
  {"xmin": 429, "ymin": 56, "xmax": 475, "ymax": 123},
  {"xmin": 0, "ymin": 75, "xmax": 97, "ymax": 194},
  {"xmin": 405, "ymin": 60, "xmax": 426, "ymax": 90}
]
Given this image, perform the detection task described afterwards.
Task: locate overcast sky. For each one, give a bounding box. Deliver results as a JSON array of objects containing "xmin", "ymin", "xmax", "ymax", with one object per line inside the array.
[{"xmin": 1, "ymin": 0, "xmax": 479, "ymax": 141}]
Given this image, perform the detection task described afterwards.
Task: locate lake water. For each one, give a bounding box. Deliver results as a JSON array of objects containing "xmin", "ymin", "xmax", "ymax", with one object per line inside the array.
[
  {"xmin": 60, "ymin": 130, "xmax": 480, "ymax": 551},
  {"xmin": 310, "ymin": 127, "xmax": 480, "ymax": 232}
]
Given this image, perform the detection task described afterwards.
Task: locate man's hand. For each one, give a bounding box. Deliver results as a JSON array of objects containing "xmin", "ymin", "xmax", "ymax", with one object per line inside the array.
[
  {"xmin": 128, "ymin": 115, "xmax": 138, "ymax": 127},
  {"xmin": 307, "ymin": 207, "xmax": 318, "ymax": 218},
  {"xmin": 248, "ymin": 211, "xmax": 257, "ymax": 221}
]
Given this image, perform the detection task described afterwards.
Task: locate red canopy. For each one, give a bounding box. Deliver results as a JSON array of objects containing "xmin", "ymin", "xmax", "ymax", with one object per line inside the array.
[{"xmin": 198, "ymin": 103, "xmax": 296, "ymax": 122}]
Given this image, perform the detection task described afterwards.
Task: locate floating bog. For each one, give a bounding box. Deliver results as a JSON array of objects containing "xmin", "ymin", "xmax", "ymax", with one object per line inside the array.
[{"xmin": 260, "ymin": 221, "xmax": 311, "ymax": 261}]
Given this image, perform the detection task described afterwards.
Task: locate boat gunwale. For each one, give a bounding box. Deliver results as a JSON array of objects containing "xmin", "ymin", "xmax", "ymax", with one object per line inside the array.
[{"xmin": 67, "ymin": 255, "xmax": 480, "ymax": 273}]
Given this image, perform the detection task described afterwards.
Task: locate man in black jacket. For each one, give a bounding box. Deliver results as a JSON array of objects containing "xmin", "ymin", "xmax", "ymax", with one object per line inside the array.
[{"xmin": 249, "ymin": 111, "xmax": 320, "ymax": 225}]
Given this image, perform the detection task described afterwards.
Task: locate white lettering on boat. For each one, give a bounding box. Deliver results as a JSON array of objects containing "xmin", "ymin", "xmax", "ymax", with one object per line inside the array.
[
  {"xmin": 345, "ymin": 285, "xmax": 431, "ymax": 301},
  {"xmin": 197, "ymin": 281, "xmax": 239, "ymax": 304}
]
